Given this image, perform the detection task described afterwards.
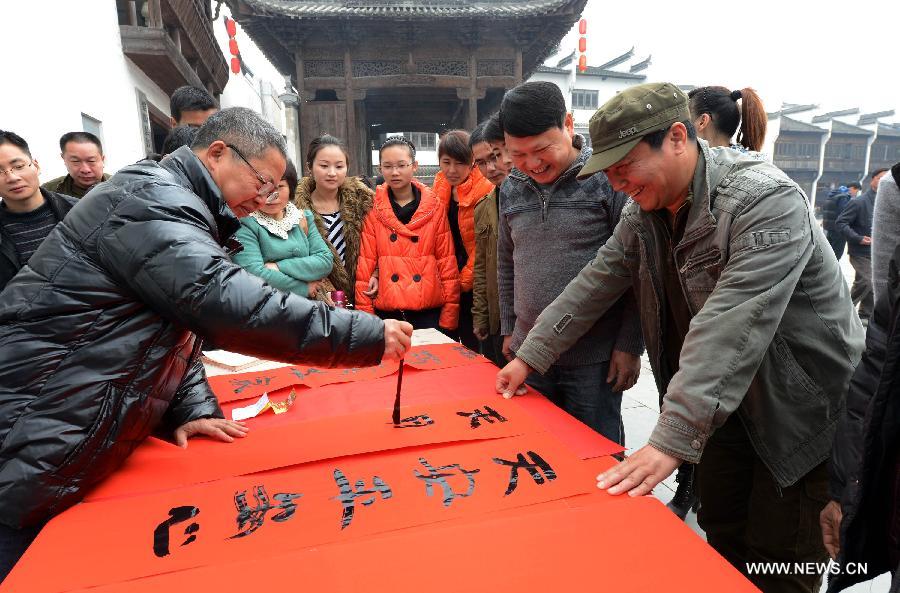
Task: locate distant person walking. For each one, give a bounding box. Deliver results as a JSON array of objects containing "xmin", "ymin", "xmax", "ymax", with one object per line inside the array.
[{"xmin": 836, "ymin": 168, "xmax": 888, "ymax": 322}]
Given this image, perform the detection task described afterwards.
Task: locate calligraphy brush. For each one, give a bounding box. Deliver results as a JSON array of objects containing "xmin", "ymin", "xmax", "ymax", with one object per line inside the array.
[{"xmin": 392, "ymin": 311, "xmax": 407, "ymax": 426}]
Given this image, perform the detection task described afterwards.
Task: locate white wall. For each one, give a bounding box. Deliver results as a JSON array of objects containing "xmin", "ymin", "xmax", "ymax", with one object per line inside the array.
[{"xmin": 0, "ymin": 1, "xmax": 168, "ymax": 181}]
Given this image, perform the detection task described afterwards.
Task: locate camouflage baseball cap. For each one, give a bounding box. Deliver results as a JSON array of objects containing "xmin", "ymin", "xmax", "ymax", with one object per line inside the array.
[{"xmin": 578, "ymin": 82, "xmax": 690, "ymax": 180}]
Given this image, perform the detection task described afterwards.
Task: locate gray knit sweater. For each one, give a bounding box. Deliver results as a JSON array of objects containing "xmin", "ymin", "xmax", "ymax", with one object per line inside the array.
[
  {"xmin": 872, "ymin": 168, "xmax": 900, "ymax": 308},
  {"xmin": 497, "ymin": 139, "xmax": 643, "ymax": 366}
]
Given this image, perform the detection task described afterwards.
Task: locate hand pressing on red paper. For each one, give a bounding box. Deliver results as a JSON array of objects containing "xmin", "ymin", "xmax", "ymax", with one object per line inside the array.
[
  {"xmin": 174, "ymin": 418, "xmax": 249, "ymax": 448},
  {"xmin": 495, "ymin": 358, "xmax": 531, "ymax": 399},
  {"xmin": 596, "ymin": 444, "xmax": 681, "ymax": 497}
]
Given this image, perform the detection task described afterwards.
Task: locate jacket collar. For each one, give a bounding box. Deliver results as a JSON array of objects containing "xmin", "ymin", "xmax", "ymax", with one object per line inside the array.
[
  {"xmin": 160, "ymin": 146, "xmax": 241, "ymax": 244},
  {"xmin": 373, "ymin": 178, "xmax": 439, "ymax": 233},
  {"xmin": 433, "ymin": 166, "xmax": 494, "ymax": 208},
  {"xmin": 633, "ymin": 139, "xmax": 717, "ymax": 242}
]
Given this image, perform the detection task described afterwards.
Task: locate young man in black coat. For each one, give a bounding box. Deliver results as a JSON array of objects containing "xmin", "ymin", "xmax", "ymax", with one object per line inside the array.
[
  {"xmin": 0, "ymin": 108, "xmax": 412, "ymax": 581},
  {"xmin": 0, "ymin": 130, "xmax": 77, "ymax": 290},
  {"xmin": 823, "ymin": 239, "xmax": 900, "ymax": 592}
]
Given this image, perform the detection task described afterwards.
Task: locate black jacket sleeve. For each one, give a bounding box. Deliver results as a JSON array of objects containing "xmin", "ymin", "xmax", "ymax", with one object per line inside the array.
[
  {"xmin": 98, "ymin": 191, "xmax": 385, "ymax": 369},
  {"xmin": 157, "ymin": 349, "xmax": 225, "ymax": 437},
  {"xmin": 829, "ymin": 246, "xmax": 899, "ymax": 500}
]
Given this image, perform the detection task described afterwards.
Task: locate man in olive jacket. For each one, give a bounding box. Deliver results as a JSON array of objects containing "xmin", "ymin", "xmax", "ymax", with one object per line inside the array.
[
  {"xmin": 497, "ymin": 83, "xmax": 864, "ymax": 593},
  {"xmin": 0, "ymin": 107, "xmax": 411, "ymax": 580}
]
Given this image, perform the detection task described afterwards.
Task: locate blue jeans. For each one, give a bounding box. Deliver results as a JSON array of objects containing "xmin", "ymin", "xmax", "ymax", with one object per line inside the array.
[
  {"xmin": 0, "ymin": 523, "xmax": 42, "ymax": 583},
  {"xmin": 525, "ymin": 361, "xmax": 624, "ymax": 445}
]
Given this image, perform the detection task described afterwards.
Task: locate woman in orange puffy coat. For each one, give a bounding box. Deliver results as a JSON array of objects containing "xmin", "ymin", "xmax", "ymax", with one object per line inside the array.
[
  {"xmin": 356, "ymin": 137, "xmax": 460, "ymax": 331},
  {"xmin": 432, "ymin": 129, "xmax": 494, "ymax": 349}
]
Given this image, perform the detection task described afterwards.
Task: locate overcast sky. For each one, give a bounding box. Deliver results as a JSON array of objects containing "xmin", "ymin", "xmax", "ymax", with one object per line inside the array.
[{"xmin": 559, "ymin": 0, "xmax": 898, "ymax": 121}]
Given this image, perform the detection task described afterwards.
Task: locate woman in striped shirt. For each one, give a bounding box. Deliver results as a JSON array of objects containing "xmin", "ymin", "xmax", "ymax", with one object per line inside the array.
[{"xmin": 294, "ymin": 135, "xmax": 375, "ymax": 307}]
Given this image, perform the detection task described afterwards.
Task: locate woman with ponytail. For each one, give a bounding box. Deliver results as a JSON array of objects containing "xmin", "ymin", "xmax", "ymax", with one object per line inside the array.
[{"xmin": 688, "ymin": 86, "xmax": 767, "ymax": 153}]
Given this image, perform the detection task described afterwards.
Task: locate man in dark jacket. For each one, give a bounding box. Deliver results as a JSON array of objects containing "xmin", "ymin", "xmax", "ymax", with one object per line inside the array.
[
  {"xmin": 41, "ymin": 131, "xmax": 111, "ymax": 199},
  {"xmin": 0, "ymin": 130, "xmax": 77, "ymax": 290},
  {"xmin": 822, "ymin": 186, "xmax": 851, "ymax": 258},
  {"xmin": 836, "ymin": 169, "xmax": 888, "ymax": 321},
  {"xmin": 0, "ymin": 107, "xmax": 412, "ymax": 580},
  {"xmin": 822, "ymin": 242, "xmax": 900, "ymax": 593}
]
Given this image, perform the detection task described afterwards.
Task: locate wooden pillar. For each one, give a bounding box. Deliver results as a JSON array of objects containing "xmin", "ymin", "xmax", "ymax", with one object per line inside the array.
[
  {"xmin": 295, "ymin": 51, "xmax": 307, "ymax": 176},
  {"xmin": 467, "ymin": 54, "xmax": 478, "ymax": 129},
  {"xmin": 342, "ymin": 49, "xmax": 358, "ymax": 175},
  {"xmin": 127, "ymin": 0, "xmax": 138, "ymax": 26}
]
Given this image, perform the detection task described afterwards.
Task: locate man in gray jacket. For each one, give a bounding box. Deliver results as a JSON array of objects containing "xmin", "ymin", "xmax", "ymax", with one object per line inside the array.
[
  {"xmin": 496, "ymin": 82, "xmax": 643, "ymax": 445},
  {"xmin": 496, "ymin": 83, "xmax": 864, "ymax": 593}
]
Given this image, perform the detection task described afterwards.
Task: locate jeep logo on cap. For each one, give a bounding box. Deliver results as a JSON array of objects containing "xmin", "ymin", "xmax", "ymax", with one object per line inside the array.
[{"xmin": 618, "ymin": 126, "xmax": 638, "ymax": 139}]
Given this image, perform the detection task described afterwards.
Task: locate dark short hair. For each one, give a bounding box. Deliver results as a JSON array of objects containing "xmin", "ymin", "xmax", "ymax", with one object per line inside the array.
[
  {"xmin": 379, "ymin": 136, "xmax": 416, "ymax": 161},
  {"xmin": 870, "ymin": 167, "xmax": 888, "ymax": 179},
  {"xmin": 191, "ymin": 106, "xmax": 287, "ymax": 160},
  {"xmin": 469, "ymin": 122, "xmax": 487, "ymax": 148},
  {"xmin": 499, "ymin": 81, "xmax": 566, "ymax": 138},
  {"xmin": 283, "ymin": 158, "xmax": 299, "ymax": 198},
  {"xmin": 438, "ymin": 130, "xmax": 472, "ymax": 164},
  {"xmin": 0, "ymin": 130, "xmax": 32, "ymax": 159},
  {"xmin": 170, "ymin": 86, "xmax": 217, "ymax": 123},
  {"xmin": 482, "ymin": 112, "xmax": 504, "ymax": 144},
  {"xmin": 847, "ymin": 181, "xmax": 862, "ymax": 190},
  {"xmin": 60, "ymin": 131, "xmax": 103, "ymax": 154},
  {"xmin": 306, "ymin": 134, "xmax": 349, "ymax": 170},
  {"xmin": 641, "ymin": 121, "xmax": 698, "ymax": 150},
  {"xmin": 162, "ymin": 125, "xmax": 199, "ymax": 157}
]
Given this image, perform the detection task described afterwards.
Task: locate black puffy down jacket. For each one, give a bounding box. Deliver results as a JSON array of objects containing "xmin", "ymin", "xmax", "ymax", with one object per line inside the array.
[
  {"xmin": 828, "ymin": 243, "xmax": 900, "ymax": 592},
  {"xmin": 0, "ymin": 147, "xmax": 385, "ymax": 528}
]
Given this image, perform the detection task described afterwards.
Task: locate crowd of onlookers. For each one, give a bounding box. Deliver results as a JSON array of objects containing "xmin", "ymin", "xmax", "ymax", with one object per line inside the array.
[{"xmin": 1, "ymin": 81, "xmax": 899, "ymax": 593}]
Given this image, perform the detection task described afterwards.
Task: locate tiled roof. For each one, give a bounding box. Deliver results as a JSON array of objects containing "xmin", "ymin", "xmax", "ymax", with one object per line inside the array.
[
  {"xmin": 831, "ymin": 119, "xmax": 872, "ymax": 136},
  {"xmin": 580, "ymin": 66, "xmax": 645, "ymax": 80},
  {"xmin": 779, "ymin": 103, "xmax": 817, "ymax": 116},
  {"xmin": 534, "ymin": 65, "xmax": 647, "ymax": 80},
  {"xmin": 595, "ymin": 47, "xmax": 633, "ymax": 70},
  {"xmin": 238, "ymin": 0, "xmax": 583, "ymax": 18},
  {"xmin": 859, "ymin": 110, "xmax": 895, "ymax": 125},
  {"xmin": 811, "ymin": 108, "xmax": 859, "ymax": 124},
  {"xmin": 779, "ymin": 116, "xmax": 827, "ymax": 134},
  {"xmin": 629, "ymin": 55, "xmax": 651, "ymax": 73},
  {"xmin": 535, "ymin": 65, "xmax": 570, "ymax": 74},
  {"xmin": 877, "ymin": 123, "xmax": 900, "ymax": 137}
]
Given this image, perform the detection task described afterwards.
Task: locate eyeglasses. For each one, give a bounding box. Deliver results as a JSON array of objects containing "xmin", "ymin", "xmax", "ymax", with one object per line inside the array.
[
  {"xmin": 474, "ymin": 153, "xmax": 500, "ymax": 168},
  {"xmin": 0, "ymin": 161, "xmax": 33, "ymax": 177},
  {"xmin": 380, "ymin": 162, "xmax": 411, "ymax": 173},
  {"xmin": 226, "ymin": 144, "xmax": 279, "ymax": 204}
]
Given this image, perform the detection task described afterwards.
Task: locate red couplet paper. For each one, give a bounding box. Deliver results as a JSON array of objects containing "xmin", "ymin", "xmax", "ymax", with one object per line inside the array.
[
  {"xmin": 85, "ymin": 397, "xmax": 543, "ymax": 502},
  {"xmin": 7, "ymin": 434, "xmax": 599, "ymax": 593},
  {"xmin": 208, "ymin": 343, "xmax": 491, "ymax": 404},
  {"xmin": 214, "ymin": 362, "xmax": 625, "ymax": 459},
  {"xmin": 53, "ymin": 496, "xmax": 758, "ymax": 593}
]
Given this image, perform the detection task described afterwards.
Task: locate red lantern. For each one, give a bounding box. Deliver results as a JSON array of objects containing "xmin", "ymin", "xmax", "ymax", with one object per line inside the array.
[
  {"xmin": 578, "ymin": 37, "xmax": 586, "ymax": 53},
  {"xmin": 578, "ymin": 55, "xmax": 587, "ymax": 72},
  {"xmin": 229, "ymin": 38, "xmax": 239, "ymax": 56},
  {"xmin": 579, "ymin": 19, "xmax": 587, "ymax": 35},
  {"xmin": 225, "ymin": 17, "xmax": 237, "ymax": 37},
  {"xmin": 231, "ymin": 57, "xmax": 241, "ymax": 74}
]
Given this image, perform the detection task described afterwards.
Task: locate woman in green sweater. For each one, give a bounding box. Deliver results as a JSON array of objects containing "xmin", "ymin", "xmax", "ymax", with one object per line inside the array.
[{"xmin": 234, "ymin": 159, "xmax": 333, "ymax": 299}]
